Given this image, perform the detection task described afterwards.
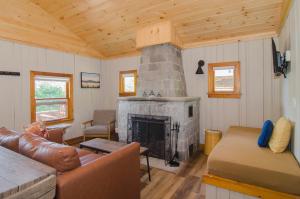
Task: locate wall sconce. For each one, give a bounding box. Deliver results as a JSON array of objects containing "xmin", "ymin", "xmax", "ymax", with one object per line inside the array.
[{"xmin": 196, "ymin": 60, "xmax": 205, "ymax": 74}]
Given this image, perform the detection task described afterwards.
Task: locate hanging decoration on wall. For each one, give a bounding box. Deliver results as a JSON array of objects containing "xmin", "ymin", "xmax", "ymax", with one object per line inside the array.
[
  {"xmin": 0, "ymin": 71, "xmax": 21, "ymax": 76},
  {"xmin": 81, "ymin": 72, "xmax": 100, "ymax": 88},
  {"xmin": 196, "ymin": 60, "xmax": 205, "ymax": 74}
]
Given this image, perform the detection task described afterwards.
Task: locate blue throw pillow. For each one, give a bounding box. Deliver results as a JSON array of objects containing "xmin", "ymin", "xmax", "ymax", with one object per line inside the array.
[{"xmin": 258, "ymin": 120, "xmax": 274, "ymax": 147}]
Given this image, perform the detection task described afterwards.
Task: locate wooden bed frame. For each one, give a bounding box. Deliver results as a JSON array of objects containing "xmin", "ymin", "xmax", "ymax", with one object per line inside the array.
[{"xmin": 203, "ymin": 174, "xmax": 299, "ymax": 199}]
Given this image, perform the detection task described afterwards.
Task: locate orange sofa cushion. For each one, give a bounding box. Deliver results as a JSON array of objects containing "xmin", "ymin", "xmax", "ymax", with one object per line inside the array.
[
  {"xmin": 19, "ymin": 133, "xmax": 80, "ymax": 173},
  {"xmin": 0, "ymin": 127, "xmax": 20, "ymax": 152}
]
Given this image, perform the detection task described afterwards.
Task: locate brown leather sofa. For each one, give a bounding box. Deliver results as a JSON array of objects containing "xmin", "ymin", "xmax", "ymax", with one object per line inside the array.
[{"xmin": 0, "ymin": 127, "xmax": 141, "ymax": 199}]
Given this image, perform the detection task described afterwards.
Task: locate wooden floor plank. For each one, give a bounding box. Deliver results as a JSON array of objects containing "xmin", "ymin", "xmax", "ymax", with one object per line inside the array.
[{"xmin": 141, "ymin": 153, "xmax": 207, "ymax": 199}]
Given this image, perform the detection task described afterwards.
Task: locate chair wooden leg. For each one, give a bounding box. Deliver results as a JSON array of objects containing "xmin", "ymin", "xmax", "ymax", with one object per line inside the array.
[
  {"xmin": 108, "ymin": 131, "xmax": 111, "ymax": 140},
  {"xmin": 83, "ymin": 135, "xmax": 86, "ymax": 141}
]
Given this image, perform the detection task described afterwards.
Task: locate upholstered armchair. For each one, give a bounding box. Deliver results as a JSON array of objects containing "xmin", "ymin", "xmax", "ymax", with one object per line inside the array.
[{"xmin": 82, "ymin": 110, "xmax": 116, "ymax": 141}]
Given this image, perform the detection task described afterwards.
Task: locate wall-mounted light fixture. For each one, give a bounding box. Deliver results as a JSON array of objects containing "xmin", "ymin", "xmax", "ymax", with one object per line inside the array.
[{"xmin": 196, "ymin": 60, "xmax": 205, "ymax": 74}]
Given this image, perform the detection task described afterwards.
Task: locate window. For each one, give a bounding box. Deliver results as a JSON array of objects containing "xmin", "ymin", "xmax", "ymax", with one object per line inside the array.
[
  {"xmin": 30, "ymin": 71, "xmax": 73, "ymax": 125},
  {"xmin": 208, "ymin": 62, "xmax": 240, "ymax": 98},
  {"xmin": 119, "ymin": 70, "xmax": 137, "ymax": 96}
]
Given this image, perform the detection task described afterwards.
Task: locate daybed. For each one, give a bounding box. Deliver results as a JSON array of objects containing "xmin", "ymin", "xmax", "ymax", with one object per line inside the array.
[{"xmin": 204, "ymin": 126, "xmax": 300, "ymax": 199}]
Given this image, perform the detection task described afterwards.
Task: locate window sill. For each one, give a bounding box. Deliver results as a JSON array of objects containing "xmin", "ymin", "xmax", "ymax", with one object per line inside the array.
[
  {"xmin": 119, "ymin": 92, "xmax": 136, "ymax": 97},
  {"xmin": 44, "ymin": 118, "xmax": 74, "ymax": 126},
  {"xmin": 208, "ymin": 93, "xmax": 241, "ymax": 99}
]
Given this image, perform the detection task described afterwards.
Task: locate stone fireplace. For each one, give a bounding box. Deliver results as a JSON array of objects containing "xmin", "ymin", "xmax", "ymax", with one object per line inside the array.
[
  {"xmin": 137, "ymin": 44, "xmax": 187, "ymax": 97},
  {"xmin": 117, "ymin": 43, "xmax": 200, "ymax": 161}
]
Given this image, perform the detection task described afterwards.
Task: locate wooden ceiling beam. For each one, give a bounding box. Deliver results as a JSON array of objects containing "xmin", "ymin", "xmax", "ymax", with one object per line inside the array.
[{"xmin": 136, "ymin": 21, "xmax": 182, "ymax": 49}]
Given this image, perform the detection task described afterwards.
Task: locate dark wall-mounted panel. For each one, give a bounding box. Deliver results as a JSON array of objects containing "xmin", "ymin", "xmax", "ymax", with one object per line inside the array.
[{"xmin": 0, "ymin": 71, "xmax": 21, "ymax": 76}]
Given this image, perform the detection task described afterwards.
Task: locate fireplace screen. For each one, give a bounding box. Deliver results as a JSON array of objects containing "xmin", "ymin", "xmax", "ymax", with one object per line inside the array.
[{"xmin": 127, "ymin": 114, "xmax": 171, "ymax": 162}]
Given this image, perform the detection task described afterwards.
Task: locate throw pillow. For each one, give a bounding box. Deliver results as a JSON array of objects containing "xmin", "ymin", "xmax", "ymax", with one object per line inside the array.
[
  {"xmin": 24, "ymin": 121, "xmax": 47, "ymax": 137},
  {"xmin": 269, "ymin": 117, "xmax": 292, "ymax": 153},
  {"xmin": 258, "ymin": 120, "xmax": 274, "ymax": 147}
]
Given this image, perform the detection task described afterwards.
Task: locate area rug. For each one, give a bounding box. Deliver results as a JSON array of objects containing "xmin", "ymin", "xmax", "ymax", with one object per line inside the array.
[{"xmin": 140, "ymin": 156, "xmax": 187, "ymax": 174}]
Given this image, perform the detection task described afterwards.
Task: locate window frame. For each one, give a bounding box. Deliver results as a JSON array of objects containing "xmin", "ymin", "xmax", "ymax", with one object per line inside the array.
[
  {"xmin": 208, "ymin": 61, "xmax": 241, "ymax": 98},
  {"xmin": 30, "ymin": 71, "xmax": 74, "ymax": 125},
  {"xmin": 119, "ymin": 70, "xmax": 137, "ymax": 96}
]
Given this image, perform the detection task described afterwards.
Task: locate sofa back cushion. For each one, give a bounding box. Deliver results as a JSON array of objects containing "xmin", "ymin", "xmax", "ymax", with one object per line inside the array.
[
  {"xmin": 93, "ymin": 110, "xmax": 116, "ymax": 125},
  {"xmin": 0, "ymin": 127, "xmax": 20, "ymax": 152},
  {"xmin": 19, "ymin": 133, "xmax": 81, "ymax": 173}
]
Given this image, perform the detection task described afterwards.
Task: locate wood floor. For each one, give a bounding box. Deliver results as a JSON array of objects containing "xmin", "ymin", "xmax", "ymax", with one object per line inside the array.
[{"xmin": 140, "ymin": 153, "xmax": 207, "ymax": 199}]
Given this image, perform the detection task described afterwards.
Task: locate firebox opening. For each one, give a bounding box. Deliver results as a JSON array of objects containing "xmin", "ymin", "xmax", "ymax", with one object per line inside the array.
[{"xmin": 127, "ymin": 114, "xmax": 172, "ymax": 161}]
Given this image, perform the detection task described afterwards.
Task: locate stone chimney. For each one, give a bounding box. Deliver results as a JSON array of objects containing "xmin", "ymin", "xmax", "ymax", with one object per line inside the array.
[{"xmin": 137, "ymin": 43, "xmax": 187, "ymax": 97}]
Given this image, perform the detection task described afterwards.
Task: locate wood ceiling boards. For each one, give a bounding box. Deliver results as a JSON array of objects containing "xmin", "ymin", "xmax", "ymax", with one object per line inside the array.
[{"xmin": 2, "ymin": 0, "xmax": 291, "ymax": 58}]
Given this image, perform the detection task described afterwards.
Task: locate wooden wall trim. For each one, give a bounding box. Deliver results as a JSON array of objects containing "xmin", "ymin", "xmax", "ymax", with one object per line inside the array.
[
  {"xmin": 102, "ymin": 32, "xmax": 277, "ymax": 60},
  {"xmin": 183, "ymin": 31, "xmax": 277, "ymax": 49},
  {"xmin": 208, "ymin": 61, "xmax": 241, "ymax": 99},
  {"xmin": 30, "ymin": 71, "xmax": 74, "ymax": 125},
  {"xmin": 203, "ymin": 174, "xmax": 298, "ymax": 199}
]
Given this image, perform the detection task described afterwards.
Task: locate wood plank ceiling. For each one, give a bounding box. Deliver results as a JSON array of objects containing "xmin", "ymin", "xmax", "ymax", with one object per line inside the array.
[{"xmin": 25, "ymin": 0, "xmax": 290, "ymax": 58}]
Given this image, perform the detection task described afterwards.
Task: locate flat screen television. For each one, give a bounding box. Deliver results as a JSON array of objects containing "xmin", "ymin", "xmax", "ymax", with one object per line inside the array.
[{"xmin": 272, "ymin": 38, "xmax": 282, "ymax": 76}]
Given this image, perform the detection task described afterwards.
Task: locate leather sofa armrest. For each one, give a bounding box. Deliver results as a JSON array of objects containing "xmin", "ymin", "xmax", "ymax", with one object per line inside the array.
[
  {"xmin": 46, "ymin": 129, "xmax": 64, "ymax": 144},
  {"xmin": 56, "ymin": 142, "xmax": 141, "ymax": 199}
]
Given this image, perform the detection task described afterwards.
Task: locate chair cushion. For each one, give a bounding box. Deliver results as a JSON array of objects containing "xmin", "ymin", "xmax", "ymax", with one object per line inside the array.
[
  {"xmin": 269, "ymin": 117, "xmax": 292, "ymax": 153},
  {"xmin": 258, "ymin": 120, "xmax": 274, "ymax": 147},
  {"xmin": 0, "ymin": 127, "xmax": 20, "ymax": 152},
  {"xmin": 93, "ymin": 110, "xmax": 116, "ymax": 125},
  {"xmin": 83, "ymin": 125, "xmax": 108, "ymax": 135},
  {"xmin": 19, "ymin": 133, "xmax": 81, "ymax": 173}
]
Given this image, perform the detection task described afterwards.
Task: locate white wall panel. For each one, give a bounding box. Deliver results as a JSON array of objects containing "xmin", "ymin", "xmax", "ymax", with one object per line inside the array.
[
  {"xmin": 100, "ymin": 38, "xmax": 281, "ymax": 144},
  {"xmin": 0, "ymin": 36, "xmax": 281, "ymax": 142},
  {"xmin": 205, "ymin": 184, "xmax": 259, "ymax": 199},
  {"xmin": 279, "ymin": 0, "xmax": 300, "ymax": 162},
  {"xmin": 0, "ymin": 39, "xmax": 102, "ymax": 139},
  {"xmin": 101, "ymin": 56, "xmax": 140, "ymax": 109}
]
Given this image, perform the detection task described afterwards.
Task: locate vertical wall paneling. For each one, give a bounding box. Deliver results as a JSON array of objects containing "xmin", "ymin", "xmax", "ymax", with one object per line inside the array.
[
  {"xmin": 206, "ymin": 184, "xmax": 260, "ymax": 199},
  {"xmin": 222, "ymin": 43, "xmax": 240, "ymax": 130},
  {"xmin": 216, "ymin": 187, "xmax": 230, "ymax": 199},
  {"xmin": 182, "ymin": 38, "xmax": 280, "ymax": 142},
  {"xmin": 100, "ymin": 38, "xmax": 281, "ymax": 144},
  {"xmin": 279, "ymin": 0, "xmax": 300, "ymax": 162},
  {"xmin": 206, "ymin": 185, "xmax": 217, "ymax": 199},
  {"xmin": 238, "ymin": 41, "xmax": 247, "ymax": 127},
  {"xmin": 0, "ymin": 39, "xmax": 102, "ymax": 139},
  {"xmin": 0, "ymin": 37, "xmax": 281, "ymax": 141},
  {"xmin": 245, "ymin": 40, "xmax": 264, "ymax": 127},
  {"xmin": 101, "ymin": 56, "xmax": 140, "ymax": 109}
]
